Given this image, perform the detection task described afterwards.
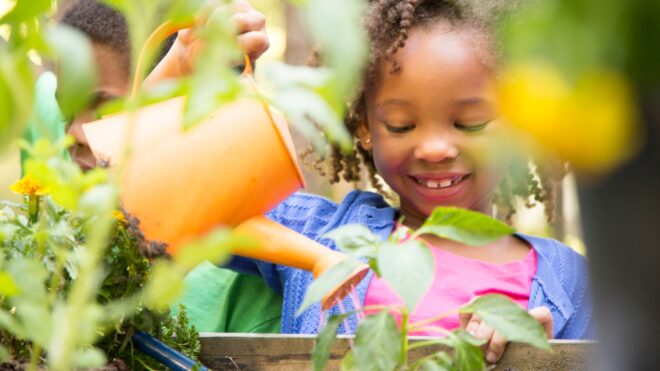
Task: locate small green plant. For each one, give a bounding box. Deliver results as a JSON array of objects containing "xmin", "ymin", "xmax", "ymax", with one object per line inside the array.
[{"xmin": 300, "ymin": 208, "xmax": 551, "ymax": 371}]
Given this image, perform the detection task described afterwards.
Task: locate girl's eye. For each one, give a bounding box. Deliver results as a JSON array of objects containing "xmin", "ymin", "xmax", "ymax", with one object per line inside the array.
[
  {"xmin": 385, "ymin": 122, "xmax": 415, "ymax": 134},
  {"xmin": 454, "ymin": 120, "xmax": 491, "ymax": 133}
]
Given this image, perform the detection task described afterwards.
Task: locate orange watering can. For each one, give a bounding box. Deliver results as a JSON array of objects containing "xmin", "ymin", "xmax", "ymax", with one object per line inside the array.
[{"xmin": 82, "ymin": 20, "xmax": 368, "ymax": 309}]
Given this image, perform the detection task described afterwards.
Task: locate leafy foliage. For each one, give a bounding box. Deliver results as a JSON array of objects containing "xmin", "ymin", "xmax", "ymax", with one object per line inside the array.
[{"xmin": 309, "ymin": 208, "xmax": 549, "ymax": 370}]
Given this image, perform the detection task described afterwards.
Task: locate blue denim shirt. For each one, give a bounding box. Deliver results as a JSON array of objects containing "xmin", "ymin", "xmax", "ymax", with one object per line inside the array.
[{"xmin": 228, "ymin": 190, "xmax": 594, "ymax": 339}]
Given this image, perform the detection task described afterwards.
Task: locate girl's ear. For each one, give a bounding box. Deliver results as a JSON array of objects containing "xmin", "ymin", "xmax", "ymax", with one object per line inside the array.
[{"xmin": 358, "ymin": 121, "xmax": 372, "ymax": 151}]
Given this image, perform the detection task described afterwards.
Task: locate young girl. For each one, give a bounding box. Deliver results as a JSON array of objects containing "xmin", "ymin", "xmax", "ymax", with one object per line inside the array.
[{"xmin": 227, "ymin": 0, "xmax": 593, "ymax": 363}]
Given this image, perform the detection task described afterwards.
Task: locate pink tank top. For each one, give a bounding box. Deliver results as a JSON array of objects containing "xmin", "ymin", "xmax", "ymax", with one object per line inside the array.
[{"xmin": 363, "ymin": 231, "xmax": 537, "ymax": 336}]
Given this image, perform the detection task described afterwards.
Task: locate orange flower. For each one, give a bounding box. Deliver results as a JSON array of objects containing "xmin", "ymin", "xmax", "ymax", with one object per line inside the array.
[{"xmin": 9, "ymin": 175, "xmax": 50, "ymax": 196}]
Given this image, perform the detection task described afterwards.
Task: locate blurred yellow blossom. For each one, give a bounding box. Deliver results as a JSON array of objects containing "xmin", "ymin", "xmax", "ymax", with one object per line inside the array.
[
  {"xmin": 113, "ymin": 210, "xmax": 127, "ymax": 224},
  {"xmin": 10, "ymin": 175, "xmax": 50, "ymax": 196},
  {"xmin": 497, "ymin": 62, "xmax": 640, "ymax": 175}
]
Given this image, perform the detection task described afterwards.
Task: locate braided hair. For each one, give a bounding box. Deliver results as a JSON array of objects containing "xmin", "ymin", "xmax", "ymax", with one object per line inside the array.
[{"xmin": 317, "ymin": 0, "xmax": 565, "ymax": 223}]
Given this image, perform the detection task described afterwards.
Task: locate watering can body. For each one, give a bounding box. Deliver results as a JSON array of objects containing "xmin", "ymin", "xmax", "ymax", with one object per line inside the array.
[{"xmin": 83, "ymin": 94, "xmax": 368, "ymax": 308}]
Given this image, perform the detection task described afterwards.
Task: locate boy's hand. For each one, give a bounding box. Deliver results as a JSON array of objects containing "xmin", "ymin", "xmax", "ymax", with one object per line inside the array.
[
  {"xmin": 147, "ymin": 0, "xmax": 269, "ymax": 83},
  {"xmin": 459, "ymin": 306, "xmax": 553, "ymax": 364}
]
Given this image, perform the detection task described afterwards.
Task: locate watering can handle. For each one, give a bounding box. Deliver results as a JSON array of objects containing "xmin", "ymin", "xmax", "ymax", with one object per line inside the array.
[{"xmin": 131, "ymin": 19, "xmax": 253, "ymax": 98}]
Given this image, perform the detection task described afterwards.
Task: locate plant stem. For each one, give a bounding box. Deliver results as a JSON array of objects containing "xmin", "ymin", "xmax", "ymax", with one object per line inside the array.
[
  {"xmin": 28, "ymin": 344, "xmax": 41, "ymax": 371},
  {"xmin": 408, "ymin": 339, "xmax": 445, "ymax": 351},
  {"xmin": 400, "ymin": 308, "xmax": 409, "ymax": 366},
  {"xmin": 27, "ymin": 195, "xmax": 39, "ymax": 224},
  {"xmin": 408, "ymin": 309, "xmax": 458, "ymax": 331}
]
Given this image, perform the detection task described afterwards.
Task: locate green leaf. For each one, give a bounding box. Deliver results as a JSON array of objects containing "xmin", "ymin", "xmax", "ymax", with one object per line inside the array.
[
  {"xmin": 416, "ymin": 207, "xmax": 514, "ymax": 246},
  {"xmin": 421, "ymin": 352, "xmax": 455, "ymax": 371},
  {"xmin": 297, "ymin": 258, "xmax": 358, "ymax": 316},
  {"xmin": 0, "ymin": 310, "xmax": 27, "ymax": 338},
  {"xmin": 438, "ymin": 330, "xmax": 485, "ymax": 371},
  {"xmin": 0, "ymin": 272, "xmax": 20, "ymax": 296},
  {"xmin": 460, "ymin": 294, "xmax": 551, "ymax": 350},
  {"xmin": 0, "ymin": 52, "xmax": 34, "ymax": 154},
  {"xmin": 143, "ymin": 260, "xmax": 187, "ymax": 311},
  {"xmin": 340, "ymin": 350, "xmax": 356, "ymax": 371},
  {"xmin": 378, "ymin": 240, "xmax": 434, "ymax": 310},
  {"xmin": 0, "ymin": 345, "xmax": 8, "ymax": 362},
  {"xmin": 173, "ymin": 228, "xmax": 252, "ymax": 270},
  {"xmin": 323, "ymin": 224, "xmax": 381, "ymax": 259},
  {"xmin": 72, "ymin": 347, "xmax": 107, "ymax": 369},
  {"xmin": 0, "ymin": 0, "xmax": 51, "ymax": 24},
  {"xmin": 354, "ymin": 311, "xmax": 402, "ymax": 371},
  {"xmin": 45, "ymin": 25, "xmax": 97, "ymax": 119},
  {"xmin": 312, "ymin": 313, "xmax": 348, "ymax": 371}
]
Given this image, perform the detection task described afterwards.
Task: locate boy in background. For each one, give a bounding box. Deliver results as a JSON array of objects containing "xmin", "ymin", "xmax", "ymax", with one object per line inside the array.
[{"xmin": 25, "ymin": 0, "xmax": 283, "ymax": 333}]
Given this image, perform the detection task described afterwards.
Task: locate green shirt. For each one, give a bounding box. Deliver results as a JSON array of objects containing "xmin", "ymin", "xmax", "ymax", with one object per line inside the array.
[
  {"xmin": 172, "ymin": 261, "xmax": 282, "ymax": 333},
  {"xmin": 24, "ymin": 72, "xmax": 282, "ymax": 333}
]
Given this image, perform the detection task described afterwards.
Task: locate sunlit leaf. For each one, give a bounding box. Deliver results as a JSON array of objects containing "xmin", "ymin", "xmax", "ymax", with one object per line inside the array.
[
  {"xmin": 0, "ymin": 52, "xmax": 34, "ymax": 154},
  {"xmin": 142, "ymin": 260, "xmax": 186, "ymax": 311},
  {"xmin": 45, "ymin": 25, "xmax": 97, "ymax": 119},
  {"xmin": 354, "ymin": 311, "xmax": 402, "ymax": 371},
  {"xmin": 416, "ymin": 207, "xmax": 514, "ymax": 246},
  {"xmin": 460, "ymin": 294, "xmax": 551, "ymax": 350},
  {"xmin": 0, "ymin": 0, "xmax": 51, "ymax": 24},
  {"xmin": 173, "ymin": 228, "xmax": 254, "ymax": 270},
  {"xmin": 323, "ymin": 224, "xmax": 380, "ymax": 259},
  {"xmin": 297, "ymin": 258, "xmax": 358, "ymax": 316},
  {"xmin": 312, "ymin": 313, "xmax": 348, "ymax": 371},
  {"xmin": 0, "ymin": 272, "xmax": 20, "ymax": 296},
  {"xmin": 341, "ymin": 350, "xmax": 356, "ymax": 371},
  {"xmin": 378, "ymin": 240, "xmax": 434, "ymax": 310}
]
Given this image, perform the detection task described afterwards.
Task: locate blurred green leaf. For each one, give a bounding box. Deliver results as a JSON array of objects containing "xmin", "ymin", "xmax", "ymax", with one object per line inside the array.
[
  {"xmin": 0, "ymin": 0, "xmax": 51, "ymax": 24},
  {"xmin": 341, "ymin": 350, "xmax": 356, "ymax": 371},
  {"xmin": 0, "ymin": 272, "xmax": 20, "ymax": 296},
  {"xmin": 378, "ymin": 240, "xmax": 434, "ymax": 310},
  {"xmin": 297, "ymin": 258, "xmax": 358, "ymax": 316},
  {"xmin": 72, "ymin": 347, "xmax": 107, "ymax": 369},
  {"xmin": 437, "ymin": 330, "xmax": 485, "ymax": 371},
  {"xmin": 173, "ymin": 228, "xmax": 253, "ymax": 270},
  {"xmin": 354, "ymin": 311, "xmax": 402, "ymax": 371},
  {"xmin": 0, "ymin": 345, "xmax": 8, "ymax": 362},
  {"xmin": 312, "ymin": 313, "xmax": 349, "ymax": 371},
  {"xmin": 460, "ymin": 294, "xmax": 551, "ymax": 350},
  {"xmin": 420, "ymin": 352, "xmax": 455, "ymax": 371},
  {"xmin": 416, "ymin": 207, "xmax": 514, "ymax": 246},
  {"xmin": 143, "ymin": 260, "xmax": 186, "ymax": 311},
  {"xmin": 0, "ymin": 52, "xmax": 34, "ymax": 154},
  {"xmin": 45, "ymin": 25, "xmax": 97, "ymax": 119},
  {"xmin": 323, "ymin": 224, "xmax": 380, "ymax": 259}
]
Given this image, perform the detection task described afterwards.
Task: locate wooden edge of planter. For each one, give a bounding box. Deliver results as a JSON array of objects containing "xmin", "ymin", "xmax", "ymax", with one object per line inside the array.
[{"xmin": 198, "ymin": 333, "xmax": 597, "ymax": 370}]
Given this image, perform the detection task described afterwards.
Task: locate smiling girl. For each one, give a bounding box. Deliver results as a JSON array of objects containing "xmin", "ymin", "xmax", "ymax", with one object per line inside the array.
[{"xmin": 229, "ymin": 0, "xmax": 594, "ymax": 363}]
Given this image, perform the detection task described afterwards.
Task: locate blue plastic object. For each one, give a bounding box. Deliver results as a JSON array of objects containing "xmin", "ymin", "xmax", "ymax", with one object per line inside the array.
[{"xmin": 131, "ymin": 329, "xmax": 208, "ymax": 371}]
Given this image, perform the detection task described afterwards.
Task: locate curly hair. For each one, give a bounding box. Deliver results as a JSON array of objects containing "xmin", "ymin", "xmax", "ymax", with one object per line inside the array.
[{"xmin": 318, "ymin": 0, "xmax": 565, "ymax": 223}]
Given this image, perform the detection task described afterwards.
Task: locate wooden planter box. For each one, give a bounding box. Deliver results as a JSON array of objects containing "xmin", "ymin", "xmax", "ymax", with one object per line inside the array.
[{"xmin": 199, "ymin": 334, "xmax": 595, "ymax": 370}]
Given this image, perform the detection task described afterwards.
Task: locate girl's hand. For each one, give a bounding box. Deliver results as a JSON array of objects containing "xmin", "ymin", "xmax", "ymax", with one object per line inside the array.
[
  {"xmin": 146, "ymin": 0, "xmax": 269, "ymax": 83},
  {"xmin": 459, "ymin": 306, "xmax": 554, "ymax": 364}
]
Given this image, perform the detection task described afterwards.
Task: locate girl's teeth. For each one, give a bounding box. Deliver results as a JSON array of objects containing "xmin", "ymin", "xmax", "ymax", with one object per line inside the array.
[{"xmin": 416, "ymin": 177, "xmax": 462, "ymax": 189}]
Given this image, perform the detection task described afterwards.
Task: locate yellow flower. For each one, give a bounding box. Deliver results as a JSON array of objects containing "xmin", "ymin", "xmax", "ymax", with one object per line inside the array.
[
  {"xmin": 9, "ymin": 175, "xmax": 50, "ymax": 196},
  {"xmin": 497, "ymin": 62, "xmax": 640, "ymax": 175},
  {"xmin": 113, "ymin": 210, "xmax": 127, "ymax": 224}
]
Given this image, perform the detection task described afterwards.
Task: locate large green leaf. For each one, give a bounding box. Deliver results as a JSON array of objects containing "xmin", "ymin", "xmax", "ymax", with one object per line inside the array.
[
  {"xmin": 378, "ymin": 240, "xmax": 434, "ymax": 310},
  {"xmin": 416, "ymin": 207, "xmax": 514, "ymax": 246},
  {"xmin": 297, "ymin": 258, "xmax": 358, "ymax": 316},
  {"xmin": 0, "ymin": 0, "xmax": 51, "ymax": 24},
  {"xmin": 312, "ymin": 313, "xmax": 348, "ymax": 371},
  {"xmin": 45, "ymin": 25, "xmax": 97, "ymax": 119},
  {"xmin": 323, "ymin": 224, "xmax": 380, "ymax": 259},
  {"xmin": 0, "ymin": 52, "xmax": 34, "ymax": 154},
  {"xmin": 420, "ymin": 352, "xmax": 456, "ymax": 371},
  {"xmin": 460, "ymin": 294, "xmax": 551, "ymax": 350},
  {"xmin": 354, "ymin": 311, "xmax": 402, "ymax": 371}
]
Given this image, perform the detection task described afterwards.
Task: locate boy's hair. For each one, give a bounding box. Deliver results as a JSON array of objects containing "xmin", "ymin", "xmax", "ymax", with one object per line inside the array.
[
  {"xmin": 319, "ymin": 0, "xmax": 565, "ymax": 223},
  {"xmin": 60, "ymin": 0, "xmax": 176, "ymax": 76},
  {"xmin": 60, "ymin": 0, "xmax": 131, "ymax": 72}
]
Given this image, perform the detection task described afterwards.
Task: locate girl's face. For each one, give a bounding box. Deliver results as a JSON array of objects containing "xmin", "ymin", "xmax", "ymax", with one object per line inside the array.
[{"xmin": 361, "ymin": 24, "xmax": 510, "ymax": 229}]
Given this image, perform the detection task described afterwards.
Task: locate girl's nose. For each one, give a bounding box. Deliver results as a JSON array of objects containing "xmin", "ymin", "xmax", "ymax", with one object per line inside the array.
[{"xmin": 414, "ymin": 134, "xmax": 459, "ymax": 163}]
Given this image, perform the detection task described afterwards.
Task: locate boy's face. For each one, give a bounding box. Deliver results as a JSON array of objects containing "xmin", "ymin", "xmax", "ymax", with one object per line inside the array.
[
  {"xmin": 67, "ymin": 43, "xmax": 129, "ymax": 170},
  {"xmin": 361, "ymin": 24, "xmax": 511, "ymax": 229}
]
